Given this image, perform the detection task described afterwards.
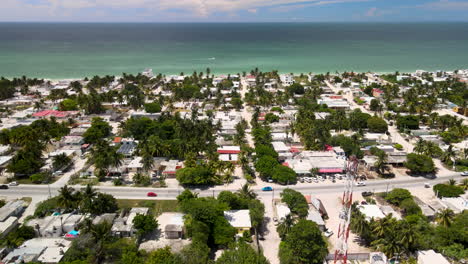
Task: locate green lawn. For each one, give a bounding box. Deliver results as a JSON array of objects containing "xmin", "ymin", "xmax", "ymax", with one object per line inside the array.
[{"xmin": 117, "ymin": 199, "xmax": 179, "ymax": 216}]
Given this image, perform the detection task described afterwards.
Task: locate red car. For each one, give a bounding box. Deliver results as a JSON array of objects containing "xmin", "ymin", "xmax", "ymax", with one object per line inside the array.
[{"xmin": 147, "ymin": 192, "xmax": 157, "ymax": 197}]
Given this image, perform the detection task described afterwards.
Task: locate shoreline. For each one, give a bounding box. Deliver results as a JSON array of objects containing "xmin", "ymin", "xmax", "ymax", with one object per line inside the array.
[{"xmin": 2, "ymin": 67, "xmax": 466, "ymax": 81}]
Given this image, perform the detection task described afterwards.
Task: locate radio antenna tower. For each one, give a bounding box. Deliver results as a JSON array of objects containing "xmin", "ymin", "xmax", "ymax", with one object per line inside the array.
[{"xmin": 334, "ymin": 156, "xmax": 359, "ymax": 264}]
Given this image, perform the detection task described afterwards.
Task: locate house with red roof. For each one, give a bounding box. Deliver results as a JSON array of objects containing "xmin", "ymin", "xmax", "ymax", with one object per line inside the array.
[
  {"xmin": 33, "ymin": 110, "xmax": 79, "ymax": 119},
  {"xmin": 372, "ymin": 88, "xmax": 384, "ymax": 98}
]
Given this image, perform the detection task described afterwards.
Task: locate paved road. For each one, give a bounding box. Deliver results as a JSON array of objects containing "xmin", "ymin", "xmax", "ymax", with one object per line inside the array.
[{"xmin": 1, "ymin": 172, "xmax": 463, "ymax": 201}]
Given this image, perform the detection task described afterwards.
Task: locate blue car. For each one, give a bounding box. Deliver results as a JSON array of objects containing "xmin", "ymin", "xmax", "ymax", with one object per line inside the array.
[{"xmin": 262, "ymin": 186, "xmax": 273, "ymax": 191}]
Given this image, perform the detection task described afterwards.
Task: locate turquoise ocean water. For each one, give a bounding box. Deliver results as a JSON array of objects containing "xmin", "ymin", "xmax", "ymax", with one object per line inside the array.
[{"xmin": 0, "ymin": 22, "xmax": 468, "ymax": 79}]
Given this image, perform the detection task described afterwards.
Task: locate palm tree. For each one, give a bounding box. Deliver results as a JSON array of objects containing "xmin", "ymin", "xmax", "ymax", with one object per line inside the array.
[
  {"xmin": 79, "ymin": 184, "xmax": 97, "ymax": 213},
  {"xmin": 372, "ymin": 214, "xmax": 394, "ymax": 238},
  {"xmin": 398, "ymin": 222, "xmax": 417, "ymax": 252},
  {"xmin": 435, "ymin": 208, "xmax": 455, "ymax": 227},
  {"xmin": 52, "ymin": 153, "xmax": 72, "ymax": 172},
  {"xmin": 460, "ymin": 178, "xmax": 468, "ymax": 190},
  {"xmin": 372, "ymin": 238, "xmax": 402, "ymax": 259},
  {"xmin": 414, "ymin": 139, "xmax": 425, "ymax": 154},
  {"xmin": 238, "ymin": 183, "xmax": 257, "ymax": 199},
  {"xmin": 375, "ymin": 152, "xmax": 388, "ymax": 175},
  {"xmin": 141, "ymin": 151, "xmax": 154, "ymax": 174},
  {"xmin": 448, "ymin": 179, "xmax": 457, "ymax": 186},
  {"xmin": 57, "ymin": 185, "xmax": 76, "ymax": 211},
  {"xmin": 277, "ymin": 214, "xmax": 295, "ymax": 240},
  {"xmin": 441, "ymin": 145, "xmax": 456, "ymax": 166}
]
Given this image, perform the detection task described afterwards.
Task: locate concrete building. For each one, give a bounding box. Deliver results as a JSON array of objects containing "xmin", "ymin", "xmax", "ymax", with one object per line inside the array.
[
  {"xmin": 2, "ymin": 238, "xmax": 71, "ymax": 264},
  {"xmin": 358, "ymin": 205, "xmax": 386, "ymax": 220},
  {"xmin": 276, "ymin": 204, "xmax": 291, "ymax": 222},
  {"xmin": 417, "ymin": 250, "xmax": 450, "ymax": 264},
  {"xmin": 27, "ymin": 213, "xmax": 84, "ymax": 238},
  {"xmin": 0, "ymin": 216, "xmax": 18, "ymax": 238},
  {"xmin": 284, "ymin": 151, "xmax": 345, "ymax": 176},
  {"xmin": 224, "ymin": 210, "xmax": 251, "ymax": 235},
  {"xmin": 112, "ymin": 208, "xmax": 150, "ymax": 237},
  {"xmin": 306, "ymin": 209, "xmax": 325, "ymax": 231},
  {"xmin": 0, "ymin": 200, "xmax": 24, "ymax": 222},
  {"xmin": 163, "ymin": 213, "xmax": 185, "ymax": 239}
]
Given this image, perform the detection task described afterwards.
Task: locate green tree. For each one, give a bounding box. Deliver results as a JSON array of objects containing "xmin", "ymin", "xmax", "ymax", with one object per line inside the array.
[
  {"xmin": 404, "ymin": 153, "xmax": 435, "ymax": 174},
  {"xmin": 435, "ymin": 208, "xmax": 455, "ymax": 227},
  {"xmin": 59, "ymin": 98, "xmax": 79, "ymax": 111},
  {"xmin": 83, "ymin": 117, "xmax": 112, "ymax": 144},
  {"xmin": 367, "ymin": 116, "xmax": 388, "ymax": 133},
  {"xmin": 369, "ymin": 99, "xmax": 382, "ymax": 112},
  {"xmin": 145, "ymin": 246, "xmax": 178, "ymax": 264},
  {"xmin": 133, "ymin": 214, "xmax": 158, "ymax": 238},
  {"xmin": 52, "ymin": 153, "xmax": 72, "ymax": 172},
  {"xmin": 281, "ymin": 189, "xmax": 308, "ymax": 218},
  {"xmin": 433, "ymin": 183, "xmax": 464, "ymax": 198},
  {"xmin": 213, "ymin": 216, "xmax": 237, "ymax": 247},
  {"xmin": 277, "ymin": 214, "xmax": 295, "ymax": 240},
  {"xmin": 385, "ymin": 188, "xmax": 412, "ymax": 206},
  {"xmin": 144, "ymin": 102, "xmax": 162, "ymax": 113},
  {"xmin": 176, "ymin": 165, "xmax": 216, "ymax": 185},
  {"xmin": 255, "ymin": 155, "xmax": 278, "ymax": 180},
  {"xmin": 272, "ymin": 165, "xmax": 297, "ymax": 184},
  {"xmin": 57, "ymin": 185, "xmax": 77, "ymax": 211},
  {"xmin": 279, "ymin": 219, "xmax": 328, "ymax": 264},
  {"xmin": 216, "ymin": 241, "xmax": 269, "ymax": 264}
]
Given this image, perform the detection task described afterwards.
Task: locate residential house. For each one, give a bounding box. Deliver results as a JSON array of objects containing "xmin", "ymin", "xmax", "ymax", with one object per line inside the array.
[
  {"xmin": 112, "ymin": 208, "xmax": 150, "ymax": 237},
  {"xmin": 280, "ymin": 74, "xmax": 294, "ymax": 86},
  {"xmin": 224, "ymin": 210, "xmax": 252, "ymax": 235},
  {"xmin": 0, "ymin": 200, "xmax": 24, "ymax": 222},
  {"xmin": 417, "ymin": 250, "xmax": 450, "ymax": 264},
  {"xmin": 2, "ymin": 238, "xmax": 72, "ymax": 264},
  {"xmin": 358, "ymin": 205, "xmax": 385, "ymax": 220}
]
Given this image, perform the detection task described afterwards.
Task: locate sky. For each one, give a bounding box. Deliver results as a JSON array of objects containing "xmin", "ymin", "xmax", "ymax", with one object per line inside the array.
[{"xmin": 1, "ymin": 0, "xmax": 468, "ymax": 22}]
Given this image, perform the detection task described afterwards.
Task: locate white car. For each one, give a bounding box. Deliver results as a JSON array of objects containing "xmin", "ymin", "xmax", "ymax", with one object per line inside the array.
[
  {"xmin": 324, "ymin": 230, "xmax": 334, "ymax": 237},
  {"xmin": 8, "ymin": 181, "xmax": 18, "ymax": 186},
  {"xmin": 461, "ymin": 171, "xmax": 468, "ymax": 176},
  {"xmin": 355, "ymin": 181, "xmax": 366, "ymax": 187}
]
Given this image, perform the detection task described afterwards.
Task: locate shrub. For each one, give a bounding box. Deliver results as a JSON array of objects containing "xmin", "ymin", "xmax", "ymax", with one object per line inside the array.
[
  {"xmin": 405, "ymin": 153, "xmax": 435, "ymax": 174},
  {"xmin": 367, "ymin": 116, "xmax": 388, "ymax": 133},
  {"xmin": 394, "ymin": 143, "xmax": 403, "ymax": 150},
  {"xmin": 281, "ymin": 189, "xmax": 309, "ymax": 218},
  {"xmin": 385, "ymin": 188, "xmax": 412, "ymax": 206},
  {"xmin": 400, "ymin": 198, "xmax": 422, "ymax": 216},
  {"xmin": 433, "ymin": 184, "xmax": 464, "ymax": 198},
  {"xmin": 272, "ymin": 165, "xmax": 297, "ymax": 185}
]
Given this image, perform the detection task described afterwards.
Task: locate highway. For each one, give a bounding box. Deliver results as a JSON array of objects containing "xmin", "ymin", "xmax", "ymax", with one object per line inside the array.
[{"xmin": 1, "ymin": 172, "xmax": 463, "ymax": 201}]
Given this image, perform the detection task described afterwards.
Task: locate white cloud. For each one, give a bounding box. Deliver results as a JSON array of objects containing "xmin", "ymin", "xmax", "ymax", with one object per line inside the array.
[
  {"xmin": 4, "ymin": 0, "xmax": 376, "ymax": 18},
  {"xmin": 365, "ymin": 7, "xmax": 378, "ymax": 16},
  {"xmin": 269, "ymin": 0, "xmax": 374, "ymax": 13}
]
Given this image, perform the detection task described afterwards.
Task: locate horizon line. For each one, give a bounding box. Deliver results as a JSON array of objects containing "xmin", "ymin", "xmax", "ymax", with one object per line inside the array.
[{"xmin": 1, "ymin": 21, "xmax": 468, "ymax": 24}]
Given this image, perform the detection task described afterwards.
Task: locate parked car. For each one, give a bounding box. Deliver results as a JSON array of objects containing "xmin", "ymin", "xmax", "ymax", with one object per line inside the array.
[
  {"xmin": 147, "ymin": 192, "xmax": 157, "ymax": 197},
  {"xmin": 461, "ymin": 171, "xmax": 468, "ymax": 176},
  {"xmin": 361, "ymin": 191, "xmax": 373, "ymax": 197},
  {"xmin": 8, "ymin": 181, "xmax": 18, "ymax": 186},
  {"xmin": 424, "ymin": 182, "xmax": 431, "ymax": 188},
  {"xmin": 0, "ymin": 184, "xmax": 9, "ymax": 189},
  {"xmin": 355, "ymin": 181, "xmax": 366, "ymax": 187},
  {"xmin": 324, "ymin": 229, "xmax": 334, "ymax": 237},
  {"xmin": 262, "ymin": 186, "xmax": 273, "ymax": 191}
]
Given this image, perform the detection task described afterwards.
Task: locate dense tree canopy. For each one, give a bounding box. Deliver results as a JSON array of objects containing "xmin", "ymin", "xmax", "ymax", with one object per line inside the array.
[{"xmin": 279, "ymin": 219, "xmax": 328, "ymax": 264}]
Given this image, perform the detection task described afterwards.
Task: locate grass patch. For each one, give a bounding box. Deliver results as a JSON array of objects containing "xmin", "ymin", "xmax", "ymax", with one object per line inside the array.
[
  {"xmin": 20, "ymin": 197, "xmax": 32, "ymax": 204},
  {"xmin": 117, "ymin": 199, "xmax": 179, "ymax": 216}
]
